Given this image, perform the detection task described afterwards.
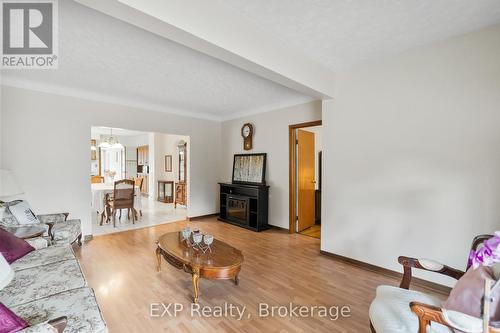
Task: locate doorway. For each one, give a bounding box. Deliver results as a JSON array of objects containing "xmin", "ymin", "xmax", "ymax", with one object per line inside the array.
[
  {"xmin": 289, "ymin": 121, "xmax": 322, "ymax": 239},
  {"xmin": 90, "ymin": 126, "xmax": 189, "ymax": 235}
]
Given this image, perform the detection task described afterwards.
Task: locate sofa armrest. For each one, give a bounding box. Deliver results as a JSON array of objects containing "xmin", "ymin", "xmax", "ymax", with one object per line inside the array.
[
  {"xmin": 17, "ymin": 317, "xmax": 67, "ymax": 333},
  {"xmin": 36, "ymin": 214, "xmax": 69, "ymax": 240},
  {"xmin": 25, "ymin": 237, "xmax": 48, "ymax": 249},
  {"xmin": 398, "ymin": 256, "xmax": 464, "ymax": 289},
  {"xmin": 36, "ymin": 213, "xmax": 69, "ymax": 224}
]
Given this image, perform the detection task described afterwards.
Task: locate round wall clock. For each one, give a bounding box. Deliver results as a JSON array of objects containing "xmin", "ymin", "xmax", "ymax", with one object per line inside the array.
[{"xmin": 241, "ymin": 123, "xmax": 253, "ymax": 150}]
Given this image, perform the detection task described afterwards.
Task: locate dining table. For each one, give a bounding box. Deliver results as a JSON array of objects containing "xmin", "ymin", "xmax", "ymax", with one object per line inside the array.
[{"xmin": 91, "ymin": 183, "xmax": 142, "ymax": 213}]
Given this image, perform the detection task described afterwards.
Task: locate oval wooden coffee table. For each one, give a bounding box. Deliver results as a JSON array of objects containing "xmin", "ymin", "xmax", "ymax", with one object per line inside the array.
[{"xmin": 155, "ymin": 231, "xmax": 243, "ymax": 303}]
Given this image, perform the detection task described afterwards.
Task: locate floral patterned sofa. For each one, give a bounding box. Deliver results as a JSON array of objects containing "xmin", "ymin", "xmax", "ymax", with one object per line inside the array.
[
  {"xmin": 0, "ymin": 201, "xmax": 82, "ymax": 246},
  {"xmin": 0, "ymin": 243, "xmax": 107, "ymax": 332},
  {"xmin": 37, "ymin": 213, "xmax": 82, "ymax": 246}
]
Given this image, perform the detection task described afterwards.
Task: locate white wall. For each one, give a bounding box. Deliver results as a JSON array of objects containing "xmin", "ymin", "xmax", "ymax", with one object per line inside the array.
[
  {"xmin": 220, "ymin": 101, "xmax": 322, "ymax": 229},
  {"xmin": 0, "ymin": 86, "xmax": 221, "ymax": 235},
  {"xmin": 322, "ymin": 24, "xmax": 500, "ymax": 286},
  {"xmin": 116, "ymin": 134, "xmax": 149, "ymax": 148}
]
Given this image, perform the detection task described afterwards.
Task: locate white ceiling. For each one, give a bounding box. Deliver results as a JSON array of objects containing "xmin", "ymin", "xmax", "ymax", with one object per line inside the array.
[
  {"xmin": 218, "ymin": 0, "xmax": 500, "ymax": 71},
  {"xmin": 2, "ymin": 0, "xmax": 312, "ymax": 120},
  {"xmin": 3, "ymin": 1, "xmax": 500, "ymax": 121}
]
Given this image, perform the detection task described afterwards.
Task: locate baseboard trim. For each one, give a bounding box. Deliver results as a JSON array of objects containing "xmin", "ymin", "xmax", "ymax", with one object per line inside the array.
[
  {"xmin": 320, "ymin": 250, "xmax": 451, "ymax": 295},
  {"xmin": 270, "ymin": 225, "xmax": 289, "ymax": 231},
  {"xmin": 187, "ymin": 213, "xmax": 219, "ymax": 221}
]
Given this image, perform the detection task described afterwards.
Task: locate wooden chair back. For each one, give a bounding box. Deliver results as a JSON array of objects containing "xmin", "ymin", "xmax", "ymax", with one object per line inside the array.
[
  {"xmin": 113, "ymin": 179, "xmax": 135, "ymax": 209},
  {"xmin": 91, "ymin": 176, "xmax": 104, "ymax": 184}
]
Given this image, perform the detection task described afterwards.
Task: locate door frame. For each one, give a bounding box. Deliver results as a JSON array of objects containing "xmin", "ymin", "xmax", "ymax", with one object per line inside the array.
[{"xmin": 288, "ymin": 120, "xmax": 322, "ymax": 233}]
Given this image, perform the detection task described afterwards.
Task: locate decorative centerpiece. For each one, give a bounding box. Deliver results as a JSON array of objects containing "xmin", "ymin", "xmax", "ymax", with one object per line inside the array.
[{"xmin": 181, "ymin": 227, "xmax": 213, "ymax": 253}]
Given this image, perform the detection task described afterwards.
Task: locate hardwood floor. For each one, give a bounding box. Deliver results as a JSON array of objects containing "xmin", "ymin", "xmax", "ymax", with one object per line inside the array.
[
  {"xmin": 75, "ymin": 217, "xmax": 446, "ymax": 332},
  {"xmin": 299, "ymin": 224, "xmax": 321, "ymax": 239}
]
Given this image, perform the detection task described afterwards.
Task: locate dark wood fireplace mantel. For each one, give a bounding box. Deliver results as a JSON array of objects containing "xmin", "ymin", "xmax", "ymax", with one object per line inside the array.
[{"xmin": 218, "ymin": 182, "xmax": 269, "ymax": 232}]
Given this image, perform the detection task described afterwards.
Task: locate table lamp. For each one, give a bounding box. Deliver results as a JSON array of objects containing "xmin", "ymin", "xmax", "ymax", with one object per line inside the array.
[
  {"xmin": 0, "ymin": 253, "xmax": 14, "ymax": 290},
  {"xmin": 0, "ymin": 169, "xmax": 24, "ymax": 203}
]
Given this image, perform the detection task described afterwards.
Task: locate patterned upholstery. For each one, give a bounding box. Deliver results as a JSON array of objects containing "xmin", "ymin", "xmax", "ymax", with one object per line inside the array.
[
  {"xmin": 11, "ymin": 245, "xmax": 75, "ymax": 271},
  {"xmin": 1, "ymin": 209, "xmax": 81, "ymax": 245},
  {"xmin": 1, "ymin": 224, "xmax": 50, "ymax": 237},
  {"xmin": 18, "ymin": 322, "xmax": 57, "ymax": 333},
  {"xmin": 0, "ymin": 202, "xmax": 21, "ymax": 227},
  {"xmin": 25, "ymin": 237, "xmax": 49, "ymax": 250},
  {"xmin": 0, "ymin": 259, "xmax": 87, "ymax": 307},
  {"xmin": 12, "ymin": 288, "xmax": 107, "ymax": 333},
  {"xmin": 0, "ymin": 213, "xmax": 19, "ymax": 227},
  {"xmin": 51, "ymin": 219, "xmax": 81, "ymax": 245},
  {"xmin": 36, "ymin": 214, "xmax": 67, "ymax": 224},
  {"xmin": 1, "ymin": 208, "xmax": 106, "ymax": 332}
]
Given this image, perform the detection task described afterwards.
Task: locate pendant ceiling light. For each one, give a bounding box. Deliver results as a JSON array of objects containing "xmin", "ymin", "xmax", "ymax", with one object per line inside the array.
[{"xmin": 98, "ymin": 128, "xmax": 124, "ymax": 149}]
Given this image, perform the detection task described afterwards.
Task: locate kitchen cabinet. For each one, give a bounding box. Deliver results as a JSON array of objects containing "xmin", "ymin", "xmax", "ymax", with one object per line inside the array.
[
  {"xmin": 137, "ymin": 145, "xmax": 149, "ymax": 166},
  {"xmin": 137, "ymin": 145, "xmax": 149, "ymax": 195}
]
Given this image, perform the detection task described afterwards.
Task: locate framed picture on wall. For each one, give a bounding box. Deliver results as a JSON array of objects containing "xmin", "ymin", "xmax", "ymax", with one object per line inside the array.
[
  {"xmin": 232, "ymin": 153, "xmax": 267, "ymax": 185},
  {"xmin": 165, "ymin": 155, "xmax": 172, "ymax": 172}
]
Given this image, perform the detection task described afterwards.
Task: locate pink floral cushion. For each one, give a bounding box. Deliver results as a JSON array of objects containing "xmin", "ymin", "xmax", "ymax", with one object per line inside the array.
[
  {"xmin": 443, "ymin": 265, "xmax": 500, "ymax": 321},
  {"xmin": 0, "ymin": 229, "xmax": 34, "ymax": 264},
  {"xmin": 0, "ymin": 302, "xmax": 28, "ymax": 333}
]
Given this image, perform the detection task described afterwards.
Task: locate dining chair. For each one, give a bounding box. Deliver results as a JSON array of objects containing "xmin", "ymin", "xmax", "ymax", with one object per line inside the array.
[
  {"xmin": 105, "ymin": 179, "xmax": 135, "ymax": 227},
  {"xmin": 90, "ymin": 176, "xmax": 104, "ymax": 184}
]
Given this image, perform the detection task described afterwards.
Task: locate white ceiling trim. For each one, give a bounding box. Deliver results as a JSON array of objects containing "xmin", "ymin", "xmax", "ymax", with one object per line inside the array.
[
  {"xmin": 1, "ymin": 76, "xmax": 316, "ymax": 122},
  {"xmin": 219, "ymin": 96, "xmax": 316, "ymax": 122},
  {"xmin": 75, "ymin": 0, "xmax": 335, "ymax": 98},
  {"xmin": 1, "ymin": 75, "xmax": 220, "ymax": 121}
]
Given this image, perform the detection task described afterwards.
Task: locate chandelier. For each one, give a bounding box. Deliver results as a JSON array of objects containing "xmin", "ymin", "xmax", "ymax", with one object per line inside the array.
[{"xmin": 98, "ymin": 128, "xmax": 124, "ymax": 149}]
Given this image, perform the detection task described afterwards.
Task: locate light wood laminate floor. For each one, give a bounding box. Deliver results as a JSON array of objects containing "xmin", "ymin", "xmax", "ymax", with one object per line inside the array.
[
  {"xmin": 299, "ymin": 225, "xmax": 321, "ymax": 239},
  {"xmin": 75, "ymin": 217, "xmax": 445, "ymax": 333}
]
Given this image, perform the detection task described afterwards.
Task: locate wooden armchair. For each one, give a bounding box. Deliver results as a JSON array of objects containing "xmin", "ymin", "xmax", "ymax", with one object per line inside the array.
[{"xmin": 370, "ymin": 234, "xmax": 497, "ymax": 333}]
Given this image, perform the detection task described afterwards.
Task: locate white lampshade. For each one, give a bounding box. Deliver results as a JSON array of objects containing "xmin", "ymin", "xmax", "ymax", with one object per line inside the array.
[
  {"xmin": 0, "ymin": 253, "xmax": 14, "ymax": 290},
  {"xmin": 0, "ymin": 169, "xmax": 24, "ymax": 199}
]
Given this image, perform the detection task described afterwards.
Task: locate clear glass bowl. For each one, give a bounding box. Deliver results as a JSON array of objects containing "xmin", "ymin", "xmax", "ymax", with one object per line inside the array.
[
  {"xmin": 193, "ymin": 232, "xmax": 203, "ymax": 244},
  {"xmin": 181, "ymin": 227, "xmax": 191, "ymax": 240},
  {"xmin": 203, "ymin": 234, "xmax": 214, "ymax": 246}
]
